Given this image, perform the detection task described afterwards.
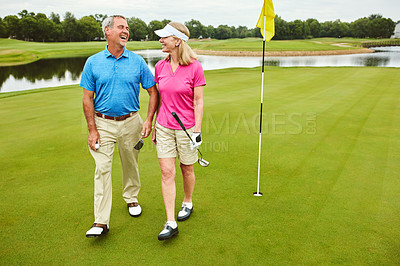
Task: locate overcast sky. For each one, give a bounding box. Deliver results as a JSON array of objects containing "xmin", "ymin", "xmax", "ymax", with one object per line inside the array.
[{"xmin": 1, "ymin": 0, "xmax": 399, "ymax": 28}]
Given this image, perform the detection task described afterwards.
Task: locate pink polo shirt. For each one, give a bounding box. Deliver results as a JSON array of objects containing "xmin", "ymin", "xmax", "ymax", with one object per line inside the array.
[{"xmin": 155, "ymin": 59, "xmax": 206, "ymax": 130}]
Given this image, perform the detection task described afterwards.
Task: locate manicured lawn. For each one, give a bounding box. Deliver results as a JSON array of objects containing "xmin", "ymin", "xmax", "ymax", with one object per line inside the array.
[
  {"xmin": 0, "ymin": 38, "xmax": 160, "ymax": 66},
  {"xmin": 0, "ymin": 37, "xmax": 375, "ymax": 66},
  {"xmin": 0, "ymin": 67, "xmax": 399, "ymax": 264}
]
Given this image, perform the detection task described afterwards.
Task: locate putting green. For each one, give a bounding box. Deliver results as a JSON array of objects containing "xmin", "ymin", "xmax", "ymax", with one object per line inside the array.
[{"xmin": 0, "ymin": 67, "xmax": 399, "ymax": 264}]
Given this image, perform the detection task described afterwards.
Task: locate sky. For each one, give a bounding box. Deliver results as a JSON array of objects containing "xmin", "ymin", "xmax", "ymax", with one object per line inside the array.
[{"xmin": 1, "ymin": 0, "xmax": 399, "ymax": 28}]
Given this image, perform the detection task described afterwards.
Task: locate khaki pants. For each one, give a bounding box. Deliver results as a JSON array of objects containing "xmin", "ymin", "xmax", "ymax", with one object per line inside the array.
[{"xmin": 89, "ymin": 113, "xmax": 143, "ymax": 225}]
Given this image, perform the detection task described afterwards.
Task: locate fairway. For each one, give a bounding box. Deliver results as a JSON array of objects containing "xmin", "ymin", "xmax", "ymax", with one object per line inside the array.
[
  {"xmin": 0, "ymin": 37, "xmax": 373, "ymax": 66},
  {"xmin": 1, "ymin": 67, "xmax": 400, "ymax": 264}
]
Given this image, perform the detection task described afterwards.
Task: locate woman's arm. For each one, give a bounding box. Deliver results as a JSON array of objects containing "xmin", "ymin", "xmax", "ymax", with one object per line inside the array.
[{"xmin": 193, "ymin": 85, "xmax": 204, "ymax": 132}]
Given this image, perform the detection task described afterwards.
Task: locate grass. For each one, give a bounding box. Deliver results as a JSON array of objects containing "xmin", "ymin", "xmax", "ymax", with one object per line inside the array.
[
  {"xmin": 1, "ymin": 66, "xmax": 400, "ymax": 264},
  {"xmin": 0, "ymin": 38, "xmax": 160, "ymax": 66},
  {"xmin": 0, "ymin": 37, "xmax": 374, "ymax": 66}
]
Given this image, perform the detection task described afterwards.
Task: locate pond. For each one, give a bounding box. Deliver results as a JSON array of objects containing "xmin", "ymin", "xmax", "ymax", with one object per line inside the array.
[{"xmin": 0, "ymin": 46, "xmax": 399, "ymax": 93}]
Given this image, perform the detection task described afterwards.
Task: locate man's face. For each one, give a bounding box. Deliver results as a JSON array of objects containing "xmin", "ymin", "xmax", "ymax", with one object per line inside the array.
[{"xmin": 106, "ymin": 17, "xmax": 129, "ymax": 48}]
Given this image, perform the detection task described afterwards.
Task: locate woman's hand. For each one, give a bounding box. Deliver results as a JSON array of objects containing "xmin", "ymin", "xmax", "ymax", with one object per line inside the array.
[{"xmin": 151, "ymin": 127, "xmax": 157, "ymax": 145}]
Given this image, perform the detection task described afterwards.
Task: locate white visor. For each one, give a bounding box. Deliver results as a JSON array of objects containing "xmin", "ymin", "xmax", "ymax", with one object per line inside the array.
[{"xmin": 154, "ymin": 24, "xmax": 189, "ymax": 42}]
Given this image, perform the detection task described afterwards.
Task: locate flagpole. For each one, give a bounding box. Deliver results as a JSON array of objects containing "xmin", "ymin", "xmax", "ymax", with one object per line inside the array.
[{"xmin": 254, "ymin": 15, "xmax": 266, "ymax": 197}]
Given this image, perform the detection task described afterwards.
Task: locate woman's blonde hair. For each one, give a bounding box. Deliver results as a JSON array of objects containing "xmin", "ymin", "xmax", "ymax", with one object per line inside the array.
[{"xmin": 166, "ymin": 22, "xmax": 198, "ymax": 66}]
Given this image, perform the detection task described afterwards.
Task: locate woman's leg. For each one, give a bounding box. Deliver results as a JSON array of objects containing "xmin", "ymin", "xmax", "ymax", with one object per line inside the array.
[
  {"xmin": 159, "ymin": 157, "xmax": 177, "ymax": 221},
  {"xmin": 180, "ymin": 163, "xmax": 195, "ymax": 203}
]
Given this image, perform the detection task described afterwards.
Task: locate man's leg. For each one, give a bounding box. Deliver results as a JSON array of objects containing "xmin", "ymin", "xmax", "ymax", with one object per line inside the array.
[
  {"xmin": 89, "ymin": 117, "xmax": 117, "ymax": 226},
  {"xmin": 118, "ymin": 113, "xmax": 143, "ymax": 204}
]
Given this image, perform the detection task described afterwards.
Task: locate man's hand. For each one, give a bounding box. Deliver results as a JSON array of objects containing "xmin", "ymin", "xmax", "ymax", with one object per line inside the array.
[
  {"xmin": 141, "ymin": 119, "xmax": 152, "ymax": 138},
  {"xmin": 83, "ymin": 89, "xmax": 100, "ymax": 151},
  {"xmin": 190, "ymin": 132, "xmax": 202, "ymax": 150},
  {"xmin": 88, "ymin": 129, "xmax": 101, "ymax": 151}
]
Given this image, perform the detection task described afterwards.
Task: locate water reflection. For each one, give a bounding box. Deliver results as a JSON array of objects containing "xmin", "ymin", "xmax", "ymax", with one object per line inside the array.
[
  {"xmin": 263, "ymin": 47, "xmax": 399, "ymax": 67},
  {"xmin": 357, "ymin": 57, "xmax": 390, "ymax": 67},
  {"xmin": 1, "ymin": 47, "xmax": 399, "ymax": 93},
  {"xmin": 263, "ymin": 55, "xmax": 392, "ymax": 67},
  {"xmin": 0, "ymin": 58, "xmax": 86, "ymax": 90},
  {"xmin": 0, "ymin": 52, "xmax": 164, "ymax": 93}
]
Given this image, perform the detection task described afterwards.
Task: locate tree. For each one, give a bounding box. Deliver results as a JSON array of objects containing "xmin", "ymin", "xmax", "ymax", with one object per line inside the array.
[
  {"xmin": 350, "ymin": 18, "xmax": 369, "ymax": 38},
  {"xmin": 368, "ymin": 16, "xmax": 395, "ymax": 38},
  {"xmin": 205, "ymin": 25, "xmax": 215, "ymax": 38},
  {"xmin": 19, "ymin": 16, "xmax": 36, "ymax": 41},
  {"xmin": 230, "ymin": 26, "xmax": 238, "ymax": 38},
  {"xmin": 62, "ymin": 12, "xmax": 79, "ymax": 42},
  {"xmin": 307, "ymin": 18, "xmax": 321, "ymax": 38},
  {"xmin": 320, "ymin": 21, "xmax": 333, "ymax": 37},
  {"xmin": 94, "ymin": 14, "xmax": 107, "ymax": 25},
  {"xmin": 147, "ymin": 20, "xmax": 164, "ymax": 41},
  {"xmin": 185, "ymin": 19, "xmax": 205, "ymax": 39},
  {"xmin": 0, "ymin": 18, "xmax": 7, "ymax": 38},
  {"xmin": 237, "ymin": 26, "xmax": 249, "ymax": 38},
  {"xmin": 288, "ymin": 20, "xmax": 308, "ymax": 39},
  {"xmin": 78, "ymin": 16, "xmax": 102, "ymax": 41},
  {"xmin": 326, "ymin": 20, "xmax": 349, "ymax": 37},
  {"xmin": 33, "ymin": 13, "xmax": 52, "ymax": 42},
  {"xmin": 214, "ymin": 25, "xmax": 232, "ymax": 39},
  {"xmin": 18, "ymin": 9, "xmax": 35, "ymax": 18},
  {"xmin": 50, "ymin": 23, "xmax": 64, "ymax": 42},
  {"xmin": 49, "ymin": 12, "xmax": 61, "ymax": 24},
  {"xmin": 252, "ymin": 27, "xmax": 262, "ymax": 38},
  {"xmin": 1, "ymin": 10, "xmax": 397, "ymax": 42},
  {"xmin": 273, "ymin": 15, "xmax": 289, "ymax": 39},
  {"xmin": 128, "ymin": 17, "xmax": 148, "ymax": 41},
  {"xmin": 161, "ymin": 19, "xmax": 171, "ymax": 27},
  {"xmin": 48, "ymin": 13, "xmax": 64, "ymax": 41},
  {"xmin": 350, "ymin": 15, "xmax": 395, "ymax": 38},
  {"xmin": 340, "ymin": 22, "xmax": 351, "ymax": 37},
  {"xmin": 4, "ymin": 15, "xmax": 20, "ymax": 38}
]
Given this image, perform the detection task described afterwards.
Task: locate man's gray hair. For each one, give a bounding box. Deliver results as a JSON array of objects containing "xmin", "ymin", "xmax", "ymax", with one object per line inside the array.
[{"xmin": 102, "ymin": 15, "xmax": 126, "ymax": 38}]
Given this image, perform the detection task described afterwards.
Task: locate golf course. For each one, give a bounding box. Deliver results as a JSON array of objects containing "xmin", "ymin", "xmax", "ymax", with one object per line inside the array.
[
  {"xmin": 1, "ymin": 39, "xmax": 400, "ymax": 264},
  {"xmin": 0, "ymin": 37, "xmax": 376, "ymax": 66}
]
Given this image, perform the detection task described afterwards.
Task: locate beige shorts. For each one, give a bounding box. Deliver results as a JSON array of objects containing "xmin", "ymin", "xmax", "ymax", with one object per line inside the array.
[{"xmin": 155, "ymin": 122, "xmax": 198, "ymax": 165}]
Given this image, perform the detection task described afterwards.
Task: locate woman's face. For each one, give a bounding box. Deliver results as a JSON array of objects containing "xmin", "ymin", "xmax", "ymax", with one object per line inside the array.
[{"xmin": 159, "ymin": 36, "xmax": 180, "ymax": 54}]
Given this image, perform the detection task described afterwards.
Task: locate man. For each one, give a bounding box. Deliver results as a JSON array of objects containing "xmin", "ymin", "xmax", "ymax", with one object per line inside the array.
[{"xmin": 81, "ymin": 15, "xmax": 158, "ymax": 238}]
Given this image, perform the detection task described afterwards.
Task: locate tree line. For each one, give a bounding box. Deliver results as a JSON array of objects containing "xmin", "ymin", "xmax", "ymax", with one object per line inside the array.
[{"xmin": 0, "ymin": 10, "xmax": 397, "ymax": 42}]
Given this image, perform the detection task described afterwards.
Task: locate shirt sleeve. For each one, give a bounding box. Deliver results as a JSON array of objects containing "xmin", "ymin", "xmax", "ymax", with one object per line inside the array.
[
  {"xmin": 80, "ymin": 58, "xmax": 95, "ymax": 91},
  {"xmin": 140, "ymin": 57, "xmax": 156, "ymax": 90},
  {"xmin": 154, "ymin": 60, "xmax": 161, "ymax": 84},
  {"xmin": 193, "ymin": 60, "xmax": 206, "ymax": 88}
]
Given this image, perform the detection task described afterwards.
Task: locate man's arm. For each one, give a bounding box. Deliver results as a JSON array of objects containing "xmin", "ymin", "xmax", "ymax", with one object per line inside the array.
[
  {"xmin": 82, "ymin": 89, "xmax": 100, "ymax": 150},
  {"xmin": 142, "ymin": 85, "xmax": 159, "ymax": 138}
]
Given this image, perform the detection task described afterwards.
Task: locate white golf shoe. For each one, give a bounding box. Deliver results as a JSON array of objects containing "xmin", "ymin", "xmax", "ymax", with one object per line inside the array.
[
  {"xmin": 177, "ymin": 202, "xmax": 193, "ymax": 221},
  {"xmin": 127, "ymin": 202, "xmax": 142, "ymax": 217},
  {"xmin": 86, "ymin": 224, "xmax": 109, "ymax": 238},
  {"xmin": 158, "ymin": 221, "xmax": 179, "ymax": 240}
]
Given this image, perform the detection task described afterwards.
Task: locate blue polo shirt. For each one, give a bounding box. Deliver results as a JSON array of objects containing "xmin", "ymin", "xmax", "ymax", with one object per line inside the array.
[{"xmin": 80, "ymin": 47, "xmax": 156, "ymax": 117}]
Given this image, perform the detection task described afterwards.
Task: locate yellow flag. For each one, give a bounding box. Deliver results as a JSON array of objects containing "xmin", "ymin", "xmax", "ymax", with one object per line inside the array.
[{"xmin": 256, "ymin": 0, "xmax": 275, "ymax": 41}]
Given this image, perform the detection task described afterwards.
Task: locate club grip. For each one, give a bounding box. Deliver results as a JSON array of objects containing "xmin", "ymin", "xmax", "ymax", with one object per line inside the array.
[{"xmin": 171, "ymin": 112, "xmax": 186, "ymax": 130}]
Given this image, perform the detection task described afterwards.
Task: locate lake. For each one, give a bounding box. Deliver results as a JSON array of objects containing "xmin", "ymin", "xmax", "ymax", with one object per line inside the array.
[{"xmin": 0, "ymin": 46, "xmax": 399, "ymax": 93}]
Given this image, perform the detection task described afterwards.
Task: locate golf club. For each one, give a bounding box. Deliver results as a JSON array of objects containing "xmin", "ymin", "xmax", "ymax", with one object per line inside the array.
[{"xmin": 171, "ymin": 112, "xmax": 209, "ymax": 167}]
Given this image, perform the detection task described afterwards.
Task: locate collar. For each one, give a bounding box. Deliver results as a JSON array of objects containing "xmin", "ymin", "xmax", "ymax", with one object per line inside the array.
[{"xmin": 104, "ymin": 46, "xmax": 129, "ymax": 59}]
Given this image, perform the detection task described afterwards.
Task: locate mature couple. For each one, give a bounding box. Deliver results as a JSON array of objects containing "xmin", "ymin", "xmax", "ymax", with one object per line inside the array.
[{"xmin": 81, "ymin": 15, "xmax": 206, "ymax": 241}]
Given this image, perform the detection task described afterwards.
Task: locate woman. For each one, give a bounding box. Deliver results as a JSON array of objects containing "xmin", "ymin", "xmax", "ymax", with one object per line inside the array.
[{"xmin": 152, "ymin": 22, "xmax": 206, "ymax": 240}]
